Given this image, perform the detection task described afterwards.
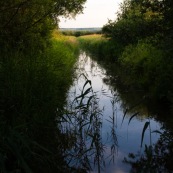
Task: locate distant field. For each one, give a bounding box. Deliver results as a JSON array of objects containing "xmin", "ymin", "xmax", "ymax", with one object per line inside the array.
[
  {"xmin": 59, "ymin": 27, "xmax": 102, "ymax": 32},
  {"xmin": 78, "ymin": 34, "xmax": 105, "ymax": 40},
  {"xmin": 59, "ymin": 27, "xmax": 102, "ymax": 37}
]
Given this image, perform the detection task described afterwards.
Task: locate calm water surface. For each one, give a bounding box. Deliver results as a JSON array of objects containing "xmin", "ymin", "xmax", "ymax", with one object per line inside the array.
[{"xmin": 66, "ymin": 52, "xmax": 161, "ymax": 173}]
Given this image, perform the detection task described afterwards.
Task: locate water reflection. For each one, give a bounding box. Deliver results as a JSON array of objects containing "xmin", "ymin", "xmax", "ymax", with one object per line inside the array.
[{"xmin": 63, "ymin": 52, "xmax": 161, "ymax": 173}]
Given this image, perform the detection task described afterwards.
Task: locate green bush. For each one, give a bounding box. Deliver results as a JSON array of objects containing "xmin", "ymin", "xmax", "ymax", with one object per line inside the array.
[{"xmin": 119, "ymin": 41, "xmax": 173, "ymax": 101}]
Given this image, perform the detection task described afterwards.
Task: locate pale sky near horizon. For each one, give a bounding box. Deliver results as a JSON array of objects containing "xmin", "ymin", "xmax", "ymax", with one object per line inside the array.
[{"xmin": 59, "ymin": 0, "xmax": 124, "ymax": 28}]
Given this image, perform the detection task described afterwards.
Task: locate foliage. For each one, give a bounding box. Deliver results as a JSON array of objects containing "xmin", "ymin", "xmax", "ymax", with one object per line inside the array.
[
  {"xmin": 102, "ymin": 0, "xmax": 163, "ymax": 46},
  {"xmin": 61, "ymin": 30, "xmax": 102, "ymax": 37},
  {"xmin": 99, "ymin": 0, "xmax": 173, "ymax": 106},
  {"xmin": 0, "ymin": 0, "xmax": 86, "ymax": 50},
  {"xmin": 124, "ymin": 130, "xmax": 173, "ymax": 173},
  {"xmin": 61, "ymin": 75, "xmax": 104, "ymax": 172},
  {"xmin": 78, "ymin": 34, "xmax": 123, "ymax": 62},
  {"xmin": 0, "ymin": 36, "xmax": 79, "ymax": 172},
  {"xmin": 0, "ymin": 0, "xmax": 87, "ymax": 172},
  {"xmin": 119, "ymin": 39, "xmax": 173, "ymax": 102}
]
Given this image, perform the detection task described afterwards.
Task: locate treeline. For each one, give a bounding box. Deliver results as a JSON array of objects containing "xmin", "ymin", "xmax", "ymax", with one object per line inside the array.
[
  {"xmin": 0, "ymin": 0, "xmax": 86, "ymax": 172},
  {"xmin": 60, "ymin": 30, "xmax": 102, "ymax": 37}
]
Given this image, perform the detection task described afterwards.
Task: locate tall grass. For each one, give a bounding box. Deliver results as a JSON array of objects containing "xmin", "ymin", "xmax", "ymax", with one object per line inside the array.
[
  {"xmin": 0, "ymin": 32, "xmax": 79, "ymax": 172},
  {"xmin": 78, "ymin": 34, "xmax": 122, "ymax": 62},
  {"xmin": 60, "ymin": 74, "xmax": 104, "ymax": 173},
  {"xmin": 119, "ymin": 41, "xmax": 173, "ymax": 103}
]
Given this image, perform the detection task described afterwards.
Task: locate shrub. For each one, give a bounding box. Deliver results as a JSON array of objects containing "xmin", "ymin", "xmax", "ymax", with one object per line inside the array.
[{"xmin": 119, "ymin": 40, "xmax": 173, "ymax": 101}]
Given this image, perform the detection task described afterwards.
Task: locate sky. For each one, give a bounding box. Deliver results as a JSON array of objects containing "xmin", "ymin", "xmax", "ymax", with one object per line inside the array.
[{"xmin": 59, "ymin": 0, "xmax": 124, "ymax": 28}]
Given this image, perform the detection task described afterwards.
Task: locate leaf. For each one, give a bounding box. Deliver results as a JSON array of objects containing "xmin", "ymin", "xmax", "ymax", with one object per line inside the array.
[
  {"xmin": 83, "ymin": 80, "xmax": 92, "ymax": 91},
  {"xmin": 128, "ymin": 112, "xmax": 139, "ymax": 125},
  {"xmin": 74, "ymin": 87, "xmax": 91, "ymax": 101},
  {"xmin": 83, "ymin": 87, "xmax": 92, "ymax": 96},
  {"xmin": 79, "ymin": 87, "xmax": 92, "ymax": 105},
  {"xmin": 32, "ymin": 141, "xmax": 52, "ymax": 154},
  {"xmin": 141, "ymin": 121, "xmax": 150, "ymax": 148},
  {"xmin": 87, "ymin": 95, "xmax": 94, "ymax": 108},
  {"xmin": 152, "ymin": 130, "xmax": 162, "ymax": 135},
  {"xmin": 121, "ymin": 99, "xmax": 144, "ymax": 126},
  {"xmin": 121, "ymin": 108, "xmax": 128, "ymax": 126},
  {"xmin": 7, "ymin": 138, "xmax": 33, "ymax": 173},
  {"xmin": 79, "ymin": 122, "xmax": 90, "ymax": 131}
]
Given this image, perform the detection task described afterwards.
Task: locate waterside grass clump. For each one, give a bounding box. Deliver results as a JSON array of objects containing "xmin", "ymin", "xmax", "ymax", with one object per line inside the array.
[
  {"xmin": 0, "ymin": 31, "xmax": 80, "ymax": 172},
  {"xmin": 78, "ymin": 34, "xmax": 123, "ymax": 62}
]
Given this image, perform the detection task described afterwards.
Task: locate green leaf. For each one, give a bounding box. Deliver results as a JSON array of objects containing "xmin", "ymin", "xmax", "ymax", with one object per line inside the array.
[{"xmin": 141, "ymin": 121, "xmax": 150, "ymax": 148}]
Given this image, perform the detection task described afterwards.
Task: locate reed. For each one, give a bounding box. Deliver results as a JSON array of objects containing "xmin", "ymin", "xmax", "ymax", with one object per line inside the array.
[{"xmin": 0, "ymin": 34, "xmax": 79, "ymax": 172}]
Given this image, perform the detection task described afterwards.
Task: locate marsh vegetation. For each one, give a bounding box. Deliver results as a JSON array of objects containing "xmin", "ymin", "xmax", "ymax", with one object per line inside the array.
[{"xmin": 1, "ymin": 0, "xmax": 173, "ymax": 172}]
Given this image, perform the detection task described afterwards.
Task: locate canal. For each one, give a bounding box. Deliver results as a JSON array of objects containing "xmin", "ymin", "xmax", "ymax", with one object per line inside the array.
[{"xmin": 63, "ymin": 51, "xmax": 162, "ymax": 173}]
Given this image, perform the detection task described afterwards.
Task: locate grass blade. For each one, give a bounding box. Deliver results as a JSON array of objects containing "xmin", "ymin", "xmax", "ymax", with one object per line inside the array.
[
  {"xmin": 83, "ymin": 80, "xmax": 92, "ymax": 90},
  {"xmin": 152, "ymin": 130, "xmax": 162, "ymax": 135},
  {"xmin": 121, "ymin": 108, "xmax": 128, "ymax": 126},
  {"xmin": 128, "ymin": 112, "xmax": 139, "ymax": 125},
  {"xmin": 141, "ymin": 121, "xmax": 150, "ymax": 148}
]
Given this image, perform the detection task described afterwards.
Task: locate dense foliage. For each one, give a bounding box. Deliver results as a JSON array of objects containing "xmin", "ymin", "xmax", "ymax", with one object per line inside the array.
[
  {"xmin": 101, "ymin": 0, "xmax": 173, "ymax": 105},
  {"xmin": 0, "ymin": 0, "xmax": 86, "ymax": 172},
  {"xmin": 0, "ymin": 32, "xmax": 81, "ymax": 173},
  {"xmin": 124, "ymin": 130, "xmax": 173, "ymax": 172},
  {"xmin": 0, "ymin": 0, "xmax": 86, "ymax": 50},
  {"xmin": 77, "ymin": 1, "xmax": 173, "ymax": 171}
]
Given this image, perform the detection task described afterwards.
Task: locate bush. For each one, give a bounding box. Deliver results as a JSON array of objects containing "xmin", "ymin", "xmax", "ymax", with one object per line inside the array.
[{"xmin": 119, "ymin": 40, "xmax": 173, "ymax": 101}]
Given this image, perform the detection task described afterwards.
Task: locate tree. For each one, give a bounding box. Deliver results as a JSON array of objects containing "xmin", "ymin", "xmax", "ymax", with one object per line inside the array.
[
  {"xmin": 102, "ymin": 0, "xmax": 163, "ymax": 45},
  {"xmin": 0, "ymin": 0, "xmax": 87, "ymax": 49}
]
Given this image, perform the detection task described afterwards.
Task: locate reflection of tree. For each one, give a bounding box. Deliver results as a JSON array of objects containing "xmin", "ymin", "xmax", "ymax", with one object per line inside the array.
[{"xmin": 124, "ymin": 129, "xmax": 173, "ymax": 173}]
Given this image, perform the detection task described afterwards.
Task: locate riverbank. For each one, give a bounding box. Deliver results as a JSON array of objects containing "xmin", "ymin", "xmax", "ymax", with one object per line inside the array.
[
  {"xmin": 77, "ymin": 34, "xmax": 173, "ymax": 172},
  {"xmin": 0, "ymin": 32, "xmax": 80, "ymax": 172},
  {"xmin": 78, "ymin": 34, "xmax": 173, "ymax": 114}
]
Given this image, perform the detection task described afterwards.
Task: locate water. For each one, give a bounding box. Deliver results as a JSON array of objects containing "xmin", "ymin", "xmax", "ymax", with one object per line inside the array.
[{"xmin": 65, "ymin": 52, "xmax": 162, "ymax": 173}]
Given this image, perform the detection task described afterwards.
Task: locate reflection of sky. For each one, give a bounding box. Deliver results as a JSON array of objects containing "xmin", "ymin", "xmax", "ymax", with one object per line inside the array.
[{"xmin": 67, "ymin": 52, "xmax": 162, "ymax": 173}]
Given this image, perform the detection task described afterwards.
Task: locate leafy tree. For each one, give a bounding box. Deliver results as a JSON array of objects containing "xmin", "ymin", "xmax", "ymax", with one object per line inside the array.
[
  {"xmin": 102, "ymin": 0, "xmax": 163, "ymax": 45},
  {"xmin": 0, "ymin": 0, "xmax": 86, "ymax": 49}
]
